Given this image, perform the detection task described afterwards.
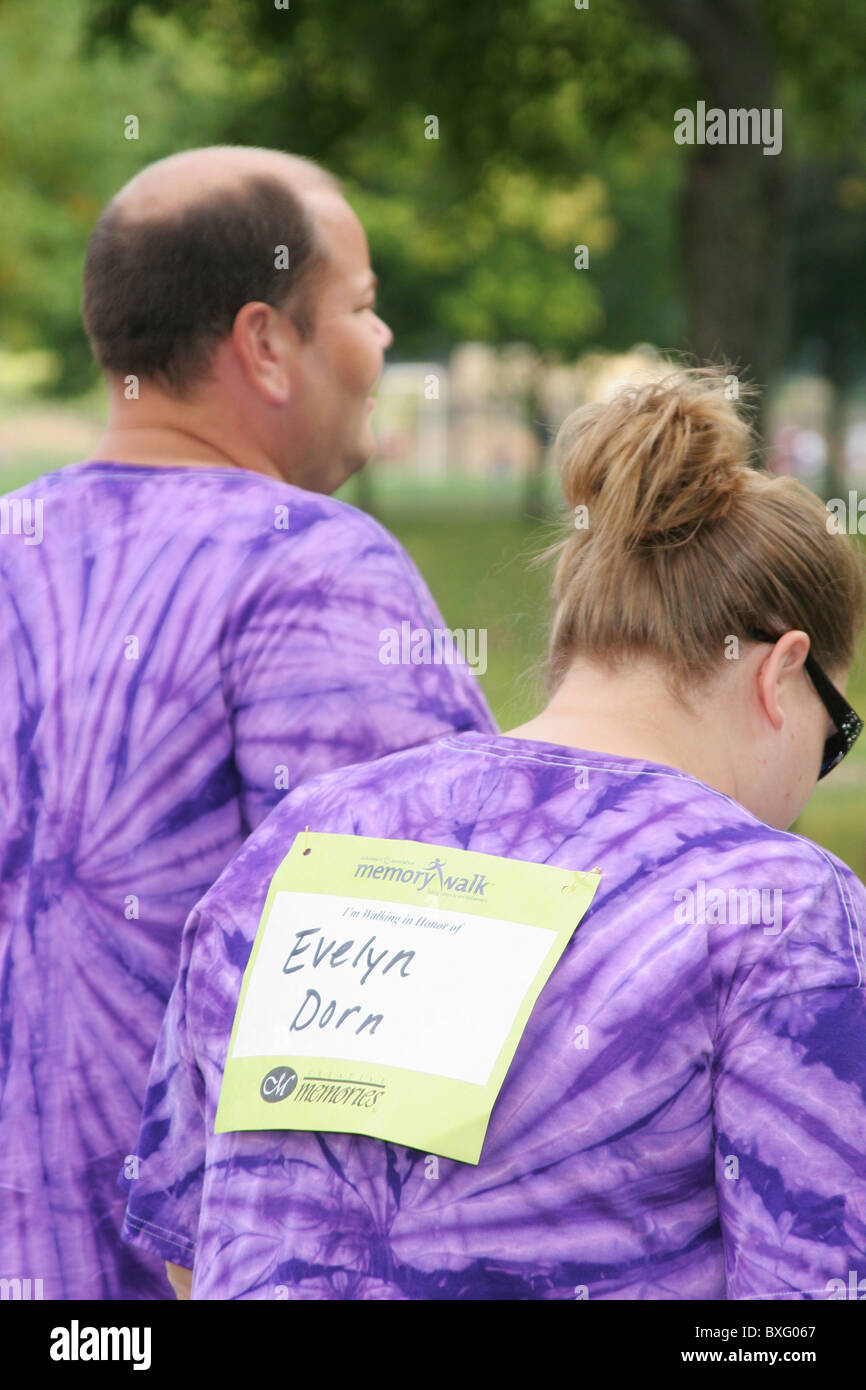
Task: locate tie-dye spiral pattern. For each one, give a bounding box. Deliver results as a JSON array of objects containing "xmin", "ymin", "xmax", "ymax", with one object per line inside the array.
[
  {"xmin": 122, "ymin": 731, "xmax": 866, "ymax": 1300},
  {"xmin": 0, "ymin": 462, "xmax": 494, "ymax": 1299}
]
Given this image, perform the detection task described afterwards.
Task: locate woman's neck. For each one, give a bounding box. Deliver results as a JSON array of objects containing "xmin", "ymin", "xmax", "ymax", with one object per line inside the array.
[{"xmin": 503, "ymin": 659, "xmax": 738, "ymax": 797}]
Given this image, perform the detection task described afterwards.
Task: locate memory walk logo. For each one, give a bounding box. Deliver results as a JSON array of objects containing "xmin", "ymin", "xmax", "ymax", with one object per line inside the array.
[
  {"xmin": 50, "ymin": 1320, "xmax": 151, "ymax": 1371},
  {"xmin": 353, "ymin": 853, "xmax": 490, "ymax": 898}
]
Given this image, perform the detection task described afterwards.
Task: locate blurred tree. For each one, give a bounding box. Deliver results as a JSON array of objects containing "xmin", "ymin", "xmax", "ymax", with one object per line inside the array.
[
  {"xmin": 85, "ymin": 0, "xmax": 866, "ymax": 416},
  {"xmin": 637, "ymin": 0, "xmax": 787, "ymax": 413},
  {"xmin": 80, "ymin": 0, "xmax": 685, "ymax": 368},
  {"xmin": 3, "ymin": 0, "xmax": 865, "ymax": 430},
  {"xmin": 0, "ymin": 0, "xmax": 283, "ymax": 392},
  {"xmin": 636, "ymin": 0, "xmax": 866, "ymax": 433},
  {"xmin": 791, "ymin": 160, "xmax": 866, "ymax": 497}
]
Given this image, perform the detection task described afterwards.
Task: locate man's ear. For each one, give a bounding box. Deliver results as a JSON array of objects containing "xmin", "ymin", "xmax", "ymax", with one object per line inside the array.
[
  {"xmin": 755, "ymin": 630, "xmax": 811, "ymax": 732},
  {"xmin": 231, "ymin": 300, "xmax": 299, "ymax": 405}
]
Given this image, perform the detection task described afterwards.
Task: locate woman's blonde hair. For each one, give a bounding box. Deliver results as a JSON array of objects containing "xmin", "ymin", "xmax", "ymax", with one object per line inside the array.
[{"xmin": 547, "ymin": 365, "xmax": 866, "ymax": 699}]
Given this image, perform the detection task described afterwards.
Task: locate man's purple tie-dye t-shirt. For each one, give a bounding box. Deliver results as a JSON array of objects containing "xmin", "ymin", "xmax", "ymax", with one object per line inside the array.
[
  {"xmin": 0, "ymin": 462, "xmax": 494, "ymax": 1300},
  {"xmin": 122, "ymin": 731, "xmax": 866, "ymax": 1301}
]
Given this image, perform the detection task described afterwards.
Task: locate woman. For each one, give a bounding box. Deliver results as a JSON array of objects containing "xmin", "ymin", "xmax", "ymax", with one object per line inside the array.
[{"xmin": 122, "ymin": 366, "xmax": 866, "ymax": 1300}]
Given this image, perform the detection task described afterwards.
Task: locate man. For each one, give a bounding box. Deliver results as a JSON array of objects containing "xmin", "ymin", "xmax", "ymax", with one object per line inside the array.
[{"xmin": 0, "ymin": 146, "xmax": 495, "ymax": 1300}]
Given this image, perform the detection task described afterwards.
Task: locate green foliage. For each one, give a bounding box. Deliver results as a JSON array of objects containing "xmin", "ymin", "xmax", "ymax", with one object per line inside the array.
[
  {"xmin": 766, "ymin": 0, "xmax": 866, "ymax": 153},
  {"xmin": 2, "ymin": 0, "xmax": 865, "ymax": 389},
  {"xmin": 0, "ymin": 0, "xmax": 281, "ymax": 392},
  {"xmin": 0, "ymin": 0, "xmax": 691, "ymax": 386}
]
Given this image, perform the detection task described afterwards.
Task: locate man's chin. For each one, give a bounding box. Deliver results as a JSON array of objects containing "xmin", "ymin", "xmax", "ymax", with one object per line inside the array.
[
  {"xmin": 295, "ymin": 424, "xmax": 376, "ymax": 496},
  {"xmin": 316, "ymin": 446, "xmax": 371, "ymax": 497},
  {"xmin": 342, "ymin": 429, "xmax": 377, "ymax": 484}
]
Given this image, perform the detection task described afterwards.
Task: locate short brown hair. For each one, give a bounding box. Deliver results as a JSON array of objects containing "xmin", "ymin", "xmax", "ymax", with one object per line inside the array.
[
  {"xmin": 82, "ymin": 170, "xmax": 338, "ymax": 396},
  {"xmin": 547, "ymin": 366, "xmax": 866, "ymax": 698}
]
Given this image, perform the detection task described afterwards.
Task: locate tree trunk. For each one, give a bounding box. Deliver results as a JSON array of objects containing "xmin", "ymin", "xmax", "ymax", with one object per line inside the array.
[
  {"xmin": 521, "ymin": 370, "xmax": 553, "ymax": 521},
  {"xmin": 637, "ymin": 0, "xmax": 790, "ymax": 433},
  {"xmin": 823, "ymin": 335, "xmax": 854, "ymax": 504}
]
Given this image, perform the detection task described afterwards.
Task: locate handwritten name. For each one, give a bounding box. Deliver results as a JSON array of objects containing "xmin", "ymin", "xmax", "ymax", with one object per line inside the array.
[{"xmin": 282, "ymin": 928, "xmax": 415, "ymax": 986}]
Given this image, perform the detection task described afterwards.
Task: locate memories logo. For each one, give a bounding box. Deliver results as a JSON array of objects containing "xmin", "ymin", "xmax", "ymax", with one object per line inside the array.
[
  {"xmin": 260, "ymin": 1066, "xmax": 298, "ymax": 1101},
  {"xmin": 353, "ymin": 855, "xmax": 489, "ymax": 899},
  {"xmin": 260, "ymin": 1066, "xmax": 383, "ymax": 1110}
]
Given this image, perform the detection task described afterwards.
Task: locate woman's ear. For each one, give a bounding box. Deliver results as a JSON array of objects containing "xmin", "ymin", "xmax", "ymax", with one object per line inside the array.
[{"xmin": 754, "ymin": 631, "xmax": 811, "ymax": 733}]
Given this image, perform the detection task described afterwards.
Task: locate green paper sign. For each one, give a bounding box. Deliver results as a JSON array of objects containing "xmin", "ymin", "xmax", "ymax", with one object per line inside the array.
[{"xmin": 215, "ymin": 832, "xmax": 601, "ymax": 1164}]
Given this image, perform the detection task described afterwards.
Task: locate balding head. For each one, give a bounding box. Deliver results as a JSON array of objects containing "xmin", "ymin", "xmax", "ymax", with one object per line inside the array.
[
  {"xmin": 82, "ymin": 145, "xmax": 341, "ymax": 396},
  {"xmin": 112, "ymin": 146, "xmax": 336, "ymax": 223}
]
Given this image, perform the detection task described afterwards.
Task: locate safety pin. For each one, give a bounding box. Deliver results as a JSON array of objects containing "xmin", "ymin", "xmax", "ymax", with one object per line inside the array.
[{"xmin": 561, "ymin": 867, "xmax": 602, "ymax": 894}]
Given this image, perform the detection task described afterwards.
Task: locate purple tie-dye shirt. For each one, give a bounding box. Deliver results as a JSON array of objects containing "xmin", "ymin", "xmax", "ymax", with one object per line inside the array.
[
  {"xmin": 0, "ymin": 461, "xmax": 494, "ymax": 1300},
  {"xmin": 121, "ymin": 731, "xmax": 866, "ymax": 1300}
]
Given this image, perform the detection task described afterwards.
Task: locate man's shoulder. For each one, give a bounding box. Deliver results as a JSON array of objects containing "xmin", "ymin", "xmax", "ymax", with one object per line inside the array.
[
  {"xmin": 216, "ymin": 476, "xmax": 412, "ymax": 590},
  {"xmin": 252, "ymin": 478, "xmax": 398, "ymax": 549},
  {"xmin": 193, "ymin": 471, "xmax": 407, "ymax": 571},
  {"xmin": 14, "ymin": 460, "xmax": 403, "ymax": 560}
]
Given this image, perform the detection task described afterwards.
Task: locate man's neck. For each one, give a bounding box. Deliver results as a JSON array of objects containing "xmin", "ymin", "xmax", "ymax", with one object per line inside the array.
[{"xmin": 87, "ymin": 423, "xmax": 282, "ymax": 480}]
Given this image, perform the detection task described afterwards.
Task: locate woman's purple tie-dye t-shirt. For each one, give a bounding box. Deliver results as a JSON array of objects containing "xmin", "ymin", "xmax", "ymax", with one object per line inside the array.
[
  {"xmin": 0, "ymin": 462, "xmax": 494, "ymax": 1300},
  {"xmin": 122, "ymin": 731, "xmax": 866, "ymax": 1301}
]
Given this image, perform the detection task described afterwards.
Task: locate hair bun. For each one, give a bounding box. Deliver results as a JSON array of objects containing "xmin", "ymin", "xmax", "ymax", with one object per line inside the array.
[{"xmin": 556, "ymin": 367, "xmax": 753, "ymax": 550}]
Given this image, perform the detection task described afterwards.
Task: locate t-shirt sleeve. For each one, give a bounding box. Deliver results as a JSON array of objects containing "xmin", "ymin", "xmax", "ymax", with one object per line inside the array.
[
  {"xmin": 712, "ymin": 860, "xmax": 866, "ymax": 1300},
  {"xmin": 120, "ymin": 909, "xmax": 208, "ymax": 1269},
  {"xmin": 219, "ymin": 508, "xmax": 496, "ymax": 831}
]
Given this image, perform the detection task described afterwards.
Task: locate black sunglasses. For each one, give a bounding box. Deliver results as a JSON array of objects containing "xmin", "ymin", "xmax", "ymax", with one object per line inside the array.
[{"xmin": 747, "ymin": 628, "xmax": 862, "ymax": 779}]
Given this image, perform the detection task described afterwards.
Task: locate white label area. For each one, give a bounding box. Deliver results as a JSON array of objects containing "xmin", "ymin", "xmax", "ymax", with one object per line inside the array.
[{"xmin": 231, "ymin": 891, "xmax": 555, "ymax": 1086}]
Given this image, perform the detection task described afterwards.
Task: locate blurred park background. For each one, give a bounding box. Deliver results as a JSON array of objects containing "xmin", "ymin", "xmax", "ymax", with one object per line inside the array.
[{"xmin": 1, "ymin": 0, "xmax": 865, "ymax": 874}]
